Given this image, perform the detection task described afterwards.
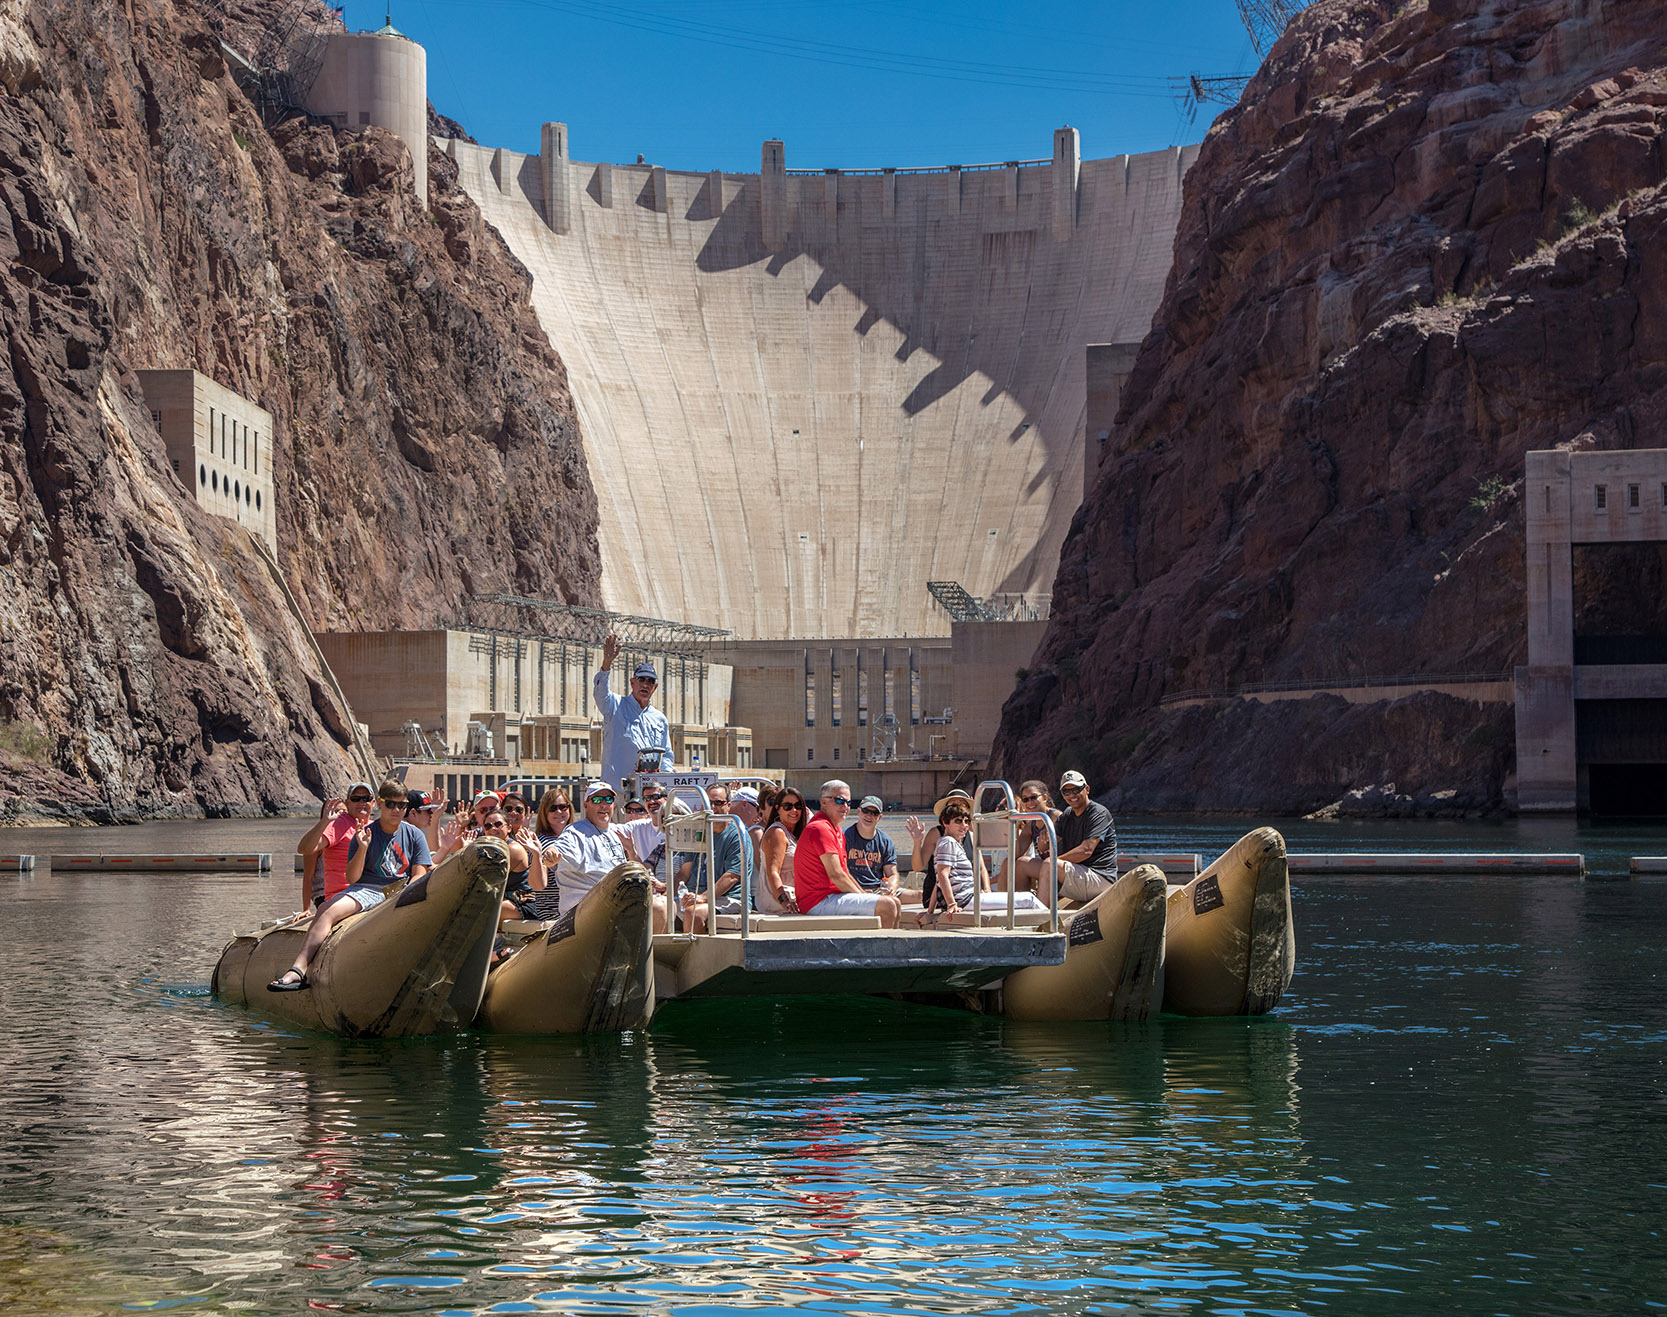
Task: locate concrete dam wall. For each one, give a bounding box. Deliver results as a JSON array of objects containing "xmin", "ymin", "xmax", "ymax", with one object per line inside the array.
[{"xmin": 447, "ymin": 128, "xmax": 1197, "ymax": 639}]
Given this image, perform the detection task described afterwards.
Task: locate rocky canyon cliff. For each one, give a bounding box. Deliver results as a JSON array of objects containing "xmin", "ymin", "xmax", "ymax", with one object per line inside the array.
[
  {"xmin": 0, "ymin": 0, "xmax": 600, "ymax": 821},
  {"xmin": 996, "ymin": 0, "xmax": 1667, "ymax": 815}
]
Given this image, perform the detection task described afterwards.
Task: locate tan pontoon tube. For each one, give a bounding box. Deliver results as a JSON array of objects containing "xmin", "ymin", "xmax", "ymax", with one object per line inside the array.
[
  {"xmin": 1163, "ymin": 827, "xmax": 1295, "ymax": 1016},
  {"xmin": 476, "ymin": 862, "xmax": 657, "ymax": 1035},
  {"xmin": 212, "ymin": 841, "xmax": 509, "ymax": 1037},
  {"xmin": 998, "ymin": 864, "xmax": 1168, "ymax": 1021}
]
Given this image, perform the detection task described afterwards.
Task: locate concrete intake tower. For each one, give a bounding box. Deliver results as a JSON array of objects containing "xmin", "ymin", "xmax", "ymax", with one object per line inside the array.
[{"xmin": 445, "ymin": 123, "xmax": 1197, "ymax": 639}]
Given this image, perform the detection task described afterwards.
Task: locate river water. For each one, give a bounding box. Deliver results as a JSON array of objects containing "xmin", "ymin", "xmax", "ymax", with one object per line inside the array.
[{"xmin": 1, "ymin": 815, "xmax": 1664, "ymax": 1314}]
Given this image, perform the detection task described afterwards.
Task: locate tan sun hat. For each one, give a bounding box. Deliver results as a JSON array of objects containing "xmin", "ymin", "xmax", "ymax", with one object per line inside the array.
[{"xmin": 931, "ymin": 788, "xmax": 973, "ymax": 818}]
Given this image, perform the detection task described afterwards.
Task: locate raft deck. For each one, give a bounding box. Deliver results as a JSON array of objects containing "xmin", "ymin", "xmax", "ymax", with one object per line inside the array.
[{"xmin": 653, "ymin": 925, "xmax": 1067, "ymax": 1001}]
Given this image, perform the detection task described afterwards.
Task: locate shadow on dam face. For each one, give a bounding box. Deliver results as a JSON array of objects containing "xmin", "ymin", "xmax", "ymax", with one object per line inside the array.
[{"xmin": 448, "ymin": 138, "xmax": 1196, "ymax": 639}]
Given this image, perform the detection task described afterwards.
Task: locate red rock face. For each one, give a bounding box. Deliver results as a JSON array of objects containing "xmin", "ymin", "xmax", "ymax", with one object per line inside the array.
[
  {"xmin": 0, "ymin": 0, "xmax": 600, "ymax": 821},
  {"xmin": 995, "ymin": 0, "xmax": 1667, "ymax": 816}
]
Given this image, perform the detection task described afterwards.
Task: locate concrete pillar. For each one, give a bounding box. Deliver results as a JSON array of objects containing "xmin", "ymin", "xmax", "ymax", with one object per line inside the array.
[
  {"xmin": 824, "ymin": 170, "xmax": 839, "ymax": 225},
  {"xmin": 594, "ymin": 161, "xmax": 613, "ymax": 209},
  {"xmin": 761, "ymin": 139, "xmax": 787, "ymax": 250},
  {"xmin": 541, "ymin": 121, "xmax": 571, "ymax": 234},
  {"xmin": 1525, "ymin": 449, "xmax": 1574, "ymax": 667},
  {"xmin": 1002, "ymin": 162, "xmax": 1019, "ymax": 212},
  {"xmin": 707, "ymin": 169, "xmax": 724, "ymax": 218},
  {"xmin": 1084, "ymin": 342, "xmax": 1142, "ymax": 499},
  {"xmin": 490, "ymin": 147, "xmax": 514, "ymax": 197},
  {"xmin": 650, "ymin": 165, "xmax": 668, "ymax": 214},
  {"xmin": 947, "ymin": 165, "xmax": 962, "ymax": 216},
  {"xmin": 882, "ymin": 168, "xmax": 896, "ymax": 221},
  {"xmin": 1052, "ymin": 126, "xmax": 1080, "ymax": 239},
  {"xmin": 1517, "ymin": 449, "xmax": 1577, "ymax": 812}
]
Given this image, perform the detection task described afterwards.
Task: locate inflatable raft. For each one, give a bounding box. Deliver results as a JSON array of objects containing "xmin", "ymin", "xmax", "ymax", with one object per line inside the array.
[
  {"xmin": 211, "ymin": 840, "xmax": 508, "ymax": 1037},
  {"xmin": 476, "ymin": 861, "xmax": 657, "ymax": 1034},
  {"xmin": 996, "ymin": 864, "xmax": 1169, "ymax": 1021},
  {"xmin": 1162, "ymin": 827, "xmax": 1295, "ymax": 1016}
]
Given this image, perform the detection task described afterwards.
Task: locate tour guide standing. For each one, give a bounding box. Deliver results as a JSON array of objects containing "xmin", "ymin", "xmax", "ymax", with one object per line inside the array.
[
  {"xmin": 793, "ymin": 780, "xmax": 901, "ymax": 926},
  {"xmin": 594, "ymin": 632, "xmax": 673, "ymax": 791}
]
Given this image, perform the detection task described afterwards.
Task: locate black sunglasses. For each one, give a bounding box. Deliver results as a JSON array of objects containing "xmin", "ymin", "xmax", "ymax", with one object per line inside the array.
[{"xmin": 347, "ymin": 794, "xmax": 373, "ymax": 803}]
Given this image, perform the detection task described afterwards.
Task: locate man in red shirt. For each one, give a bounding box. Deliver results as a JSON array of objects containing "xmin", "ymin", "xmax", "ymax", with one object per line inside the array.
[{"xmin": 792, "ymin": 780, "xmax": 901, "ymax": 926}]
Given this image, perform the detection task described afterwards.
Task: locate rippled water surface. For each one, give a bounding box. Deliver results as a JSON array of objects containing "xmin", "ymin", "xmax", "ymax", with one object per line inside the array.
[{"xmin": 2, "ymin": 817, "xmax": 1665, "ymax": 1314}]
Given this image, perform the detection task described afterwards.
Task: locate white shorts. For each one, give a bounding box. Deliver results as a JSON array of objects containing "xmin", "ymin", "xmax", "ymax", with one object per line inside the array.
[
  {"xmin": 1057, "ymin": 861, "xmax": 1113, "ymax": 904},
  {"xmin": 807, "ymin": 891, "xmax": 894, "ymax": 917}
]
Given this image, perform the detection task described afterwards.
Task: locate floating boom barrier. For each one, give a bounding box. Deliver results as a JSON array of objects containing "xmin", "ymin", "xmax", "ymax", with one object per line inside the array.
[
  {"xmin": 1289, "ymin": 853, "xmax": 1584, "ymax": 876},
  {"xmin": 51, "ymin": 853, "xmax": 273, "ymax": 873},
  {"xmin": 1, "ymin": 855, "xmax": 35, "ymax": 873},
  {"xmin": 1117, "ymin": 852, "xmax": 1202, "ymax": 878},
  {"xmin": 1631, "ymin": 857, "xmax": 1667, "ymax": 875}
]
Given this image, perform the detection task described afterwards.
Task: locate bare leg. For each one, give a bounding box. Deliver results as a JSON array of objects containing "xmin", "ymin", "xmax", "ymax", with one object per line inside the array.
[
  {"xmin": 875, "ymin": 894, "xmax": 901, "ymax": 929},
  {"xmin": 274, "ymin": 892, "xmax": 363, "ymax": 985},
  {"xmin": 652, "ymin": 895, "xmax": 668, "ymax": 934},
  {"xmin": 1011, "ymin": 855, "xmax": 1048, "ymax": 895}
]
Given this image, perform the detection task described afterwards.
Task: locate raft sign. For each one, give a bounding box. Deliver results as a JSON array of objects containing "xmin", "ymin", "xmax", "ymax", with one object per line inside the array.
[{"xmin": 639, "ymin": 771, "xmax": 718, "ymax": 818}]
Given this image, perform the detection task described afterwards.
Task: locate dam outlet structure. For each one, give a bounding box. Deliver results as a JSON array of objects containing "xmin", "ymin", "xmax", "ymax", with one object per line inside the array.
[{"xmin": 444, "ymin": 123, "xmax": 1197, "ymax": 640}]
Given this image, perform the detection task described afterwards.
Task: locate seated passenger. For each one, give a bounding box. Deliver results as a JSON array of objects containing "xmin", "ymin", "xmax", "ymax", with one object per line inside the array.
[
  {"xmin": 923, "ymin": 802, "xmax": 1045, "ymax": 922},
  {"xmin": 792, "ymin": 780, "xmax": 901, "ymax": 927},
  {"xmin": 843, "ymin": 796, "xmax": 899, "ymax": 894},
  {"xmin": 756, "ymin": 787, "xmax": 807, "ymax": 914},
  {"xmin": 269, "ymin": 780, "xmax": 432, "ymax": 991},
  {"xmin": 436, "ymin": 789, "xmax": 501, "ymax": 863},
  {"xmin": 903, "ymin": 789, "xmax": 974, "ymax": 893},
  {"xmin": 1011, "ymin": 770, "xmax": 1117, "ymax": 906},
  {"xmin": 679, "ymin": 783, "xmax": 752, "ymax": 933},
  {"xmin": 478, "ymin": 809, "xmax": 540, "ymax": 924},
  {"xmin": 992, "ymin": 780, "xmax": 1057, "ymax": 891},
  {"xmin": 529, "ymin": 788, "xmax": 573, "ymax": 919},
  {"xmin": 555, "ymin": 780, "xmax": 670, "ymax": 933}
]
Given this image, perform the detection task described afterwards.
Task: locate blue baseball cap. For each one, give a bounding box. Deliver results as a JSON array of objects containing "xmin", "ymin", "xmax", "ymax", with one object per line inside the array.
[{"xmin": 633, "ymin": 661, "xmax": 658, "ymax": 681}]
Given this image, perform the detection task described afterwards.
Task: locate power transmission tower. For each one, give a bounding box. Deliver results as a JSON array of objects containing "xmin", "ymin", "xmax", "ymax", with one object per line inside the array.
[
  {"xmin": 1237, "ymin": 0, "xmax": 1310, "ymax": 55},
  {"xmin": 1171, "ymin": 73, "xmax": 1253, "ymax": 123}
]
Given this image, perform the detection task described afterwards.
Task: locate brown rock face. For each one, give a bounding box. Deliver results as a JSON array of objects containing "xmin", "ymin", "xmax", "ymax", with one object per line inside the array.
[
  {"xmin": 995, "ymin": 0, "xmax": 1667, "ymax": 816},
  {"xmin": 0, "ymin": 0, "xmax": 600, "ymax": 822}
]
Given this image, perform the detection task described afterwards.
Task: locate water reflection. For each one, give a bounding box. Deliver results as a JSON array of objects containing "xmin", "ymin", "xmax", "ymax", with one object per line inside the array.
[{"xmin": 5, "ymin": 847, "xmax": 1667, "ymax": 1312}]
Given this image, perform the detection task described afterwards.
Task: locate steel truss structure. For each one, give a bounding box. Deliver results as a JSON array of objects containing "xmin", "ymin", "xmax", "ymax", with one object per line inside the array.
[{"xmin": 468, "ymin": 594, "xmax": 730, "ymax": 659}]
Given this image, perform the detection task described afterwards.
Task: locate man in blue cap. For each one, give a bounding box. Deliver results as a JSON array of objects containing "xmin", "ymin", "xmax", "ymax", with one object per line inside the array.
[{"xmin": 595, "ymin": 632, "xmax": 673, "ymax": 791}]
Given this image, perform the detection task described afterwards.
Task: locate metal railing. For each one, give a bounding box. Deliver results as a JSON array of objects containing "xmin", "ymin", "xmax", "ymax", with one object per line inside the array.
[
  {"xmin": 969, "ymin": 779, "xmax": 1060, "ymax": 934},
  {"xmin": 665, "ymin": 810, "xmax": 752, "ymax": 946},
  {"xmin": 786, "ymin": 157, "xmax": 1049, "ymax": 178}
]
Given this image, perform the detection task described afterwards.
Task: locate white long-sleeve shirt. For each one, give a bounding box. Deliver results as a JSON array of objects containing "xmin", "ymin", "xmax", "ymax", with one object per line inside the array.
[{"xmin": 593, "ymin": 667, "xmax": 672, "ymax": 790}]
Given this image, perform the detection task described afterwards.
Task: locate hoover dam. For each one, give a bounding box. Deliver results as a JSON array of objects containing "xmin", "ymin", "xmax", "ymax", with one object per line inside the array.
[{"xmin": 446, "ymin": 127, "xmax": 1197, "ymax": 638}]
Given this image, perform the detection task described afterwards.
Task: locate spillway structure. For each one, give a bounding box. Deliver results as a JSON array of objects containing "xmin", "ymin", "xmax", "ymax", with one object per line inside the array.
[{"xmin": 446, "ymin": 125, "xmax": 1197, "ymax": 639}]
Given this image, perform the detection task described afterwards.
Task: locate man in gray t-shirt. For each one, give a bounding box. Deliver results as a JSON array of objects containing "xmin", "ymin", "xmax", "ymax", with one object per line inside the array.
[{"xmin": 1014, "ymin": 770, "xmax": 1117, "ymax": 905}]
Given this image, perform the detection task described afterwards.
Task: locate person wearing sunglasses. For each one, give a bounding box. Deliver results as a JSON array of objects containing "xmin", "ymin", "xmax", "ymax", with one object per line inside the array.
[
  {"xmin": 594, "ymin": 633, "xmax": 673, "ymax": 792},
  {"xmin": 292, "ymin": 781, "xmax": 378, "ymax": 916},
  {"xmin": 756, "ymin": 788, "xmax": 806, "ymax": 914},
  {"xmin": 993, "ymin": 779, "xmax": 1058, "ymax": 891},
  {"xmin": 1011, "ymin": 770, "xmax": 1117, "ymax": 905},
  {"xmin": 903, "ymin": 789, "xmax": 975, "ymax": 893},
  {"xmin": 404, "ymin": 788, "xmax": 444, "ymax": 856},
  {"xmin": 551, "ymin": 780, "xmax": 640, "ymax": 920},
  {"xmin": 528, "ymin": 788, "xmax": 575, "ymax": 918},
  {"xmin": 271, "ymin": 781, "xmax": 430, "ymax": 991},
  {"xmin": 494, "ymin": 793, "xmax": 547, "ymax": 921},
  {"xmin": 843, "ymin": 796, "xmax": 899, "ymax": 895},
  {"xmin": 793, "ymin": 781, "xmax": 901, "ymax": 926}
]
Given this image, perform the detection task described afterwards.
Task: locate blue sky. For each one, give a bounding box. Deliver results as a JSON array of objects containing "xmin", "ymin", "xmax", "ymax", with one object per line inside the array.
[{"xmin": 376, "ymin": 0, "xmax": 1263, "ymax": 172}]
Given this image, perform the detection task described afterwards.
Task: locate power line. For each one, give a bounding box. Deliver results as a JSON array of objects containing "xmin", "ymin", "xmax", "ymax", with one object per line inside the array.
[{"xmin": 449, "ymin": 0, "xmax": 1186, "ymax": 98}]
